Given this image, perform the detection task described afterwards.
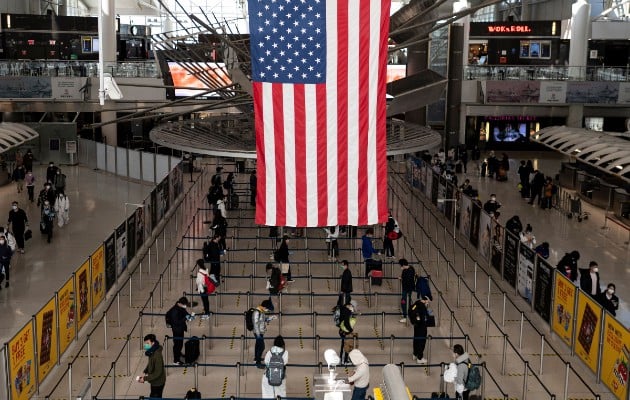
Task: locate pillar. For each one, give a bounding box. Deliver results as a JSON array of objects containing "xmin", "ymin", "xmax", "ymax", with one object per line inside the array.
[
  {"xmin": 566, "ymin": 105, "xmax": 584, "ymax": 128},
  {"xmin": 98, "ymin": 0, "xmax": 118, "ymax": 145},
  {"xmin": 568, "ymin": 0, "xmax": 590, "ymax": 80},
  {"xmin": 404, "ymin": 42, "xmax": 429, "ymax": 126}
]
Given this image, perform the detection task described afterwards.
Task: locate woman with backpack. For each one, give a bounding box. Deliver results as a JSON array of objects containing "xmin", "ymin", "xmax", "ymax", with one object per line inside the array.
[{"xmin": 261, "ymin": 335, "xmax": 289, "ymax": 398}]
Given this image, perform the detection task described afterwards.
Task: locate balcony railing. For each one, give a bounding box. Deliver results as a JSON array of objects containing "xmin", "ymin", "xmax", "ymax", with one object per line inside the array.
[
  {"xmin": 464, "ymin": 64, "xmax": 630, "ymax": 82},
  {"xmin": 0, "ymin": 60, "xmax": 160, "ymax": 78}
]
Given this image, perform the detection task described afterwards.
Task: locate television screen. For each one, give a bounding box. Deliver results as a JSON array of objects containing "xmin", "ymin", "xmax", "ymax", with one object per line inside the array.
[
  {"xmin": 92, "ymin": 38, "xmax": 100, "ymax": 52},
  {"xmin": 167, "ymin": 62, "xmax": 232, "ymax": 98},
  {"xmin": 492, "ymin": 123, "xmax": 527, "ymax": 142}
]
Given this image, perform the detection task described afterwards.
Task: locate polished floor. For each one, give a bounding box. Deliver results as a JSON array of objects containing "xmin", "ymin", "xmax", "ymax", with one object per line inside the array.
[{"xmin": 2, "ymin": 152, "xmax": 627, "ymax": 400}]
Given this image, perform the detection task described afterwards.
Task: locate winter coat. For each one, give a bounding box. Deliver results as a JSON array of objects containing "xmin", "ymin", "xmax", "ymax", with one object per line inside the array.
[
  {"xmin": 557, "ymin": 253, "xmax": 578, "ymax": 282},
  {"xmin": 347, "ymin": 350, "xmax": 369, "ymax": 388},
  {"xmin": 340, "ymin": 268, "xmax": 353, "ymax": 294},
  {"xmin": 25, "ymin": 173, "xmax": 35, "ymax": 186},
  {"xmin": 253, "ymin": 307, "xmax": 269, "ymax": 335},
  {"xmin": 597, "ymin": 292, "xmax": 619, "ymax": 316},
  {"xmin": 454, "ymin": 352, "xmax": 470, "ymax": 394},
  {"xmin": 12, "ymin": 167, "xmax": 25, "ymax": 181},
  {"xmin": 167, "ymin": 305, "xmax": 189, "ymax": 332},
  {"xmin": 505, "ymin": 217, "xmax": 522, "ymax": 236},
  {"xmin": 276, "ymin": 242, "xmax": 290, "ymax": 263},
  {"xmin": 0, "ymin": 244, "xmax": 12, "ymax": 266},
  {"xmin": 401, "ymin": 266, "xmax": 416, "ymax": 292},
  {"xmin": 579, "ymin": 269, "xmax": 601, "ymax": 297},
  {"xmin": 55, "ymin": 195, "xmax": 70, "ymax": 214},
  {"xmin": 54, "ymin": 173, "xmax": 66, "ymax": 189},
  {"xmin": 261, "ymin": 346, "xmax": 289, "ymax": 398},
  {"xmin": 143, "ymin": 344, "xmax": 166, "ymax": 387},
  {"xmin": 196, "ymin": 269, "xmax": 210, "ymax": 293},
  {"xmin": 215, "ymin": 199, "xmax": 227, "ymax": 217},
  {"xmin": 361, "ymin": 235, "xmax": 376, "ymax": 260}
]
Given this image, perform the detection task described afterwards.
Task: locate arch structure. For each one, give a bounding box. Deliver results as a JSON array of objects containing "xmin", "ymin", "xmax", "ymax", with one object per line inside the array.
[{"xmin": 0, "ymin": 123, "xmax": 40, "ymax": 153}]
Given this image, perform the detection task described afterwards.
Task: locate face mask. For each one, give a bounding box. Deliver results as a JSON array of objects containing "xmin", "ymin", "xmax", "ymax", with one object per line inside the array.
[
  {"xmin": 143, "ymin": 343, "xmax": 152, "ymax": 351},
  {"xmin": 592, "ymin": 268, "xmax": 598, "ymax": 273},
  {"xmin": 0, "ymin": 240, "xmax": 5, "ymax": 245},
  {"xmin": 12, "ymin": 205, "xmax": 17, "ymax": 210},
  {"xmin": 181, "ymin": 305, "xmax": 187, "ymax": 309},
  {"xmin": 607, "ymin": 289, "xmax": 614, "ymax": 295}
]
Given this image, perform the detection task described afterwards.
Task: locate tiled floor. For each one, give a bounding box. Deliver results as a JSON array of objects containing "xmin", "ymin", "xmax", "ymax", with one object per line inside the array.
[{"xmin": 4, "ymin": 152, "xmax": 627, "ymax": 400}]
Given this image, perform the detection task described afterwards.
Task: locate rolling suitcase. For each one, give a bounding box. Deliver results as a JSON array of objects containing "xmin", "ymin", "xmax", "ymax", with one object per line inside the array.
[
  {"xmin": 184, "ymin": 336, "xmax": 201, "ymax": 364},
  {"xmin": 366, "ymin": 259, "xmax": 383, "ymax": 276},
  {"xmin": 369, "ymin": 269, "xmax": 383, "ymax": 286}
]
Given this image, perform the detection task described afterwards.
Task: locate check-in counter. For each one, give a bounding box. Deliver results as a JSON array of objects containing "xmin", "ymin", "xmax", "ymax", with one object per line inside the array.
[
  {"xmin": 577, "ymin": 171, "xmax": 616, "ymax": 209},
  {"xmin": 612, "ymin": 188, "xmax": 630, "ymax": 220},
  {"xmin": 559, "ymin": 162, "xmax": 578, "ymax": 190}
]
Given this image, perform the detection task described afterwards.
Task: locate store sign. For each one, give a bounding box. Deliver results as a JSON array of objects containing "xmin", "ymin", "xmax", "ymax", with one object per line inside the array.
[{"xmin": 470, "ymin": 21, "xmax": 560, "ymax": 37}]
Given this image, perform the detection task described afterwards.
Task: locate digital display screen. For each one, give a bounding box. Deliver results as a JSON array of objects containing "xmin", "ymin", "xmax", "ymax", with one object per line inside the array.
[
  {"xmin": 492, "ymin": 123, "xmax": 527, "ymax": 142},
  {"xmin": 92, "ymin": 38, "xmax": 100, "ymax": 52},
  {"xmin": 167, "ymin": 62, "xmax": 232, "ymax": 98},
  {"xmin": 386, "ymin": 64, "xmax": 406, "ymax": 83}
]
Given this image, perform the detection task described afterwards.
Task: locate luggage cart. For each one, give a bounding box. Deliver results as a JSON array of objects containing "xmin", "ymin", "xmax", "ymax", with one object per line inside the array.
[{"xmin": 567, "ymin": 196, "xmax": 589, "ymax": 222}]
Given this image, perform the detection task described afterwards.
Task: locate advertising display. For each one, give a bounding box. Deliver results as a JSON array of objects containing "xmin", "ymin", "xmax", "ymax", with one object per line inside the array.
[
  {"xmin": 517, "ymin": 244, "xmax": 536, "ymax": 304},
  {"xmin": 600, "ymin": 314, "xmax": 630, "ymax": 400},
  {"xmin": 104, "ymin": 233, "xmax": 117, "ymax": 292},
  {"xmin": 169, "ymin": 163, "xmax": 183, "ymax": 205},
  {"xmin": 491, "ymin": 221, "xmax": 504, "ymax": 273},
  {"xmin": 91, "ymin": 244, "xmax": 106, "ymax": 309},
  {"xmin": 444, "ymin": 183, "xmax": 455, "ymax": 221},
  {"xmin": 156, "ymin": 179, "xmax": 170, "ymax": 221},
  {"xmin": 552, "ymin": 271, "xmax": 577, "ymax": 347},
  {"xmin": 126, "ymin": 213, "xmax": 137, "ymax": 263},
  {"xmin": 166, "ymin": 62, "xmax": 232, "ymax": 97},
  {"xmin": 469, "ymin": 201, "xmax": 481, "ymax": 248},
  {"xmin": 460, "ymin": 196, "xmax": 472, "ymax": 239},
  {"xmin": 76, "ymin": 259, "xmax": 91, "ymax": 331},
  {"xmin": 502, "ymin": 231, "xmax": 519, "ymax": 288},
  {"xmin": 57, "ymin": 277, "xmax": 76, "ymax": 355},
  {"xmin": 575, "ymin": 291, "xmax": 603, "ymax": 373},
  {"xmin": 116, "ymin": 222, "xmax": 127, "ymax": 276},
  {"xmin": 566, "ymin": 81, "xmax": 619, "ymax": 104},
  {"xmin": 9, "ymin": 322, "xmax": 36, "ymax": 400},
  {"xmin": 144, "ymin": 198, "xmax": 152, "ymax": 242},
  {"xmin": 539, "ymin": 81, "xmax": 567, "ymax": 103},
  {"xmin": 533, "ymin": 258, "xmax": 554, "ymax": 323},
  {"xmin": 478, "ymin": 211, "xmax": 492, "ymax": 261},
  {"xmin": 485, "ymin": 80, "xmax": 540, "ymax": 103},
  {"xmin": 35, "ymin": 297, "xmax": 58, "ymax": 383},
  {"xmin": 618, "ymin": 82, "xmax": 630, "ymax": 104}
]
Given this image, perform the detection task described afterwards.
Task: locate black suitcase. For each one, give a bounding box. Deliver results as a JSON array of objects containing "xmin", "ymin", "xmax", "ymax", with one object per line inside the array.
[
  {"xmin": 184, "ymin": 337, "xmax": 200, "ymax": 364},
  {"xmin": 366, "ymin": 259, "xmax": 383, "ymax": 275},
  {"xmin": 229, "ymin": 193, "xmax": 239, "ymax": 210}
]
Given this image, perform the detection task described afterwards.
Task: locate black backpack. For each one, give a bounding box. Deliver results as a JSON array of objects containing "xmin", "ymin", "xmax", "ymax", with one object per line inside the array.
[
  {"xmin": 165, "ymin": 306, "xmax": 177, "ymax": 327},
  {"xmin": 273, "ymin": 249, "xmax": 281, "ymax": 262},
  {"xmin": 265, "ymin": 349, "xmax": 286, "ymax": 386},
  {"xmin": 245, "ymin": 308, "xmax": 257, "ymax": 331},
  {"xmin": 185, "ymin": 388, "xmax": 202, "ymax": 399}
]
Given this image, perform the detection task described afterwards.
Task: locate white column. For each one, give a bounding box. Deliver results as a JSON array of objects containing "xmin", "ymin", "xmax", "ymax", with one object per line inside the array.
[
  {"xmin": 98, "ymin": 0, "xmax": 118, "ymax": 145},
  {"xmin": 453, "ymin": 0, "xmax": 470, "ymax": 144},
  {"xmin": 568, "ymin": 0, "xmax": 591, "ymax": 80}
]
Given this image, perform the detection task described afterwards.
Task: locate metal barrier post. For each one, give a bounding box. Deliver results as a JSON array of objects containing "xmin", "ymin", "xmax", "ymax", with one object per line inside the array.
[
  {"xmin": 126, "ymin": 334, "xmax": 131, "ymax": 376},
  {"xmin": 381, "ymin": 312, "xmax": 386, "ymax": 342},
  {"xmin": 87, "ymin": 335, "xmax": 92, "ymax": 377},
  {"xmin": 104, "ymin": 311, "xmax": 108, "ymax": 350},
  {"xmin": 240, "ymin": 335, "xmax": 245, "ymax": 376},
  {"xmin": 563, "ymin": 362, "xmax": 570, "ymax": 400},
  {"xmin": 236, "ymin": 363, "xmax": 241, "ymax": 398},
  {"xmin": 117, "ymin": 292, "xmax": 121, "ymax": 327},
  {"xmin": 469, "ymin": 293, "xmax": 475, "ymax": 327},
  {"xmin": 484, "ymin": 311, "xmax": 490, "ymax": 347},
  {"xmin": 522, "ymin": 361, "xmax": 529, "ymax": 400},
  {"xmin": 501, "ymin": 334, "xmax": 508, "ymax": 375},
  {"xmin": 389, "ymin": 335, "xmax": 395, "ymax": 364},
  {"xmin": 68, "ymin": 363, "xmax": 72, "ymax": 400},
  {"xmin": 426, "ymin": 335, "xmax": 432, "ymax": 376},
  {"xmin": 315, "ymin": 335, "xmax": 320, "ymax": 365},
  {"xmin": 501, "ymin": 292, "xmax": 506, "ymax": 327},
  {"xmin": 539, "ymin": 334, "xmax": 545, "ymax": 375},
  {"xmin": 457, "ymin": 275, "xmax": 462, "ymax": 307},
  {"xmin": 313, "ymin": 312, "xmax": 318, "ymax": 348},
  {"xmin": 449, "ymin": 311, "xmax": 455, "ymax": 348},
  {"xmin": 487, "ymin": 275, "xmax": 492, "ymax": 308},
  {"xmin": 519, "ymin": 312, "xmax": 525, "ymax": 350}
]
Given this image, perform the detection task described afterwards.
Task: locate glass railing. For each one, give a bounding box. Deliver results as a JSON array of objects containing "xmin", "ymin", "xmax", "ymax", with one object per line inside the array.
[
  {"xmin": 464, "ymin": 64, "xmax": 630, "ymax": 82},
  {"xmin": 0, "ymin": 60, "xmax": 160, "ymax": 78}
]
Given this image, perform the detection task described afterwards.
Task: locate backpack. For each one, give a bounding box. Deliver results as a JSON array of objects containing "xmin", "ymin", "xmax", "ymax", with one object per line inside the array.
[
  {"xmin": 460, "ymin": 361, "xmax": 481, "ymax": 391},
  {"xmin": 165, "ymin": 306, "xmax": 177, "ymax": 327},
  {"xmin": 265, "ymin": 350, "xmax": 286, "ymax": 386},
  {"xmin": 245, "ymin": 308, "xmax": 257, "ymax": 331},
  {"xmin": 408, "ymin": 301, "xmax": 426, "ymax": 326},
  {"xmin": 204, "ymin": 274, "xmax": 216, "ymax": 295},
  {"xmin": 332, "ymin": 305, "xmax": 342, "ymax": 327}
]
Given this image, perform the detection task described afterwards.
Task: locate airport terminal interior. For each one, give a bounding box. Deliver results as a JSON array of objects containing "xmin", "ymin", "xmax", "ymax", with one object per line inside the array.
[{"xmin": 0, "ymin": 0, "xmax": 629, "ymax": 400}]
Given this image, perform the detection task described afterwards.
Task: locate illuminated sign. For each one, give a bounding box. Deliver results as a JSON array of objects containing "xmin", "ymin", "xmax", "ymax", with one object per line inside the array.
[
  {"xmin": 470, "ymin": 21, "xmax": 560, "ymax": 37},
  {"xmin": 488, "ymin": 25, "xmax": 532, "ymax": 34}
]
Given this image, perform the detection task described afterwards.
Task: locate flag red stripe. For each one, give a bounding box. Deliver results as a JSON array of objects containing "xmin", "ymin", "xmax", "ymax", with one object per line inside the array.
[
  {"xmin": 272, "ymin": 84, "xmax": 286, "ymax": 226},
  {"xmin": 336, "ymin": 0, "xmax": 349, "ymax": 225},
  {"xmin": 316, "ymin": 84, "xmax": 328, "ymax": 224},
  {"xmin": 357, "ymin": 0, "xmax": 370, "ymax": 225},
  {"xmin": 253, "ymin": 82, "xmax": 266, "ymax": 224},
  {"xmin": 377, "ymin": 0, "xmax": 390, "ymax": 221},
  {"xmin": 294, "ymin": 84, "xmax": 307, "ymax": 227}
]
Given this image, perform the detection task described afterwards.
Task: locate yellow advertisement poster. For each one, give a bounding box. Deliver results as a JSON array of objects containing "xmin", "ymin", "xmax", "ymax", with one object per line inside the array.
[
  {"xmin": 91, "ymin": 245, "xmax": 106, "ymax": 309},
  {"xmin": 574, "ymin": 291, "xmax": 603, "ymax": 373},
  {"xmin": 36, "ymin": 297, "xmax": 58, "ymax": 383},
  {"xmin": 599, "ymin": 314, "xmax": 629, "ymax": 400},
  {"xmin": 9, "ymin": 322, "xmax": 36, "ymax": 400},
  {"xmin": 551, "ymin": 271, "xmax": 576, "ymax": 346},
  {"xmin": 58, "ymin": 277, "xmax": 76, "ymax": 355},
  {"xmin": 76, "ymin": 259, "xmax": 92, "ymax": 331}
]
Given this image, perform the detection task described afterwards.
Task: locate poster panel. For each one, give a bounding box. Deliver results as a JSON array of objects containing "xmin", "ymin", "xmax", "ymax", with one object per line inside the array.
[
  {"xmin": 552, "ymin": 271, "xmax": 577, "ymax": 347},
  {"xmin": 478, "ymin": 211, "xmax": 492, "ymax": 261},
  {"xmin": 517, "ymin": 244, "xmax": 536, "ymax": 304},
  {"xmin": 144, "ymin": 197, "xmax": 152, "ymax": 241},
  {"xmin": 469, "ymin": 201, "xmax": 481, "ymax": 248},
  {"xmin": 566, "ymin": 81, "xmax": 619, "ymax": 104},
  {"xmin": 599, "ymin": 314, "xmax": 629, "ymax": 400},
  {"xmin": 533, "ymin": 258, "xmax": 554, "ymax": 323},
  {"xmin": 418, "ymin": 163, "xmax": 427, "ymax": 194},
  {"xmin": 104, "ymin": 233, "xmax": 117, "ymax": 292},
  {"xmin": 57, "ymin": 277, "xmax": 76, "ymax": 355},
  {"xmin": 76, "ymin": 259, "xmax": 91, "ymax": 331},
  {"xmin": 491, "ymin": 221, "xmax": 504, "ymax": 273},
  {"xmin": 116, "ymin": 222, "xmax": 128, "ymax": 276},
  {"xmin": 136, "ymin": 205, "xmax": 146, "ymax": 251},
  {"xmin": 169, "ymin": 163, "xmax": 183, "ymax": 204},
  {"xmin": 459, "ymin": 196, "xmax": 472, "ymax": 239},
  {"xmin": 502, "ymin": 231, "xmax": 519, "ymax": 288},
  {"xmin": 8, "ymin": 322, "xmax": 36, "ymax": 400},
  {"xmin": 150, "ymin": 188, "xmax": 158, "ymax": 228},
  {"xmin": 575, "ymin": 291, "xmax": 603, "ymax": 373},
  {"xmin": 485, "ymin": 80, "xmax": 540, "ymax": 103},
  {"xmin": 539, "ymin": 81, "xmax": 567, "ymax": 103},
  {"xmin": 91, "ymin": 245, "xmax": 106, "ymax": 309},
  {"xmin": 126, "ymin": 213, "xmax": 137, "ymax": 263},
  {"xmin": 35, "ymin": 297, "xmax": 57, "ymax": 383}
]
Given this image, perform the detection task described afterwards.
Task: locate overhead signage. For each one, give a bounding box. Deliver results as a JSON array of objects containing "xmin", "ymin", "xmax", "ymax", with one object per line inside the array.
[{"xmin": 470, "ymin": 21, "xmax": 560, "ymax": 37}]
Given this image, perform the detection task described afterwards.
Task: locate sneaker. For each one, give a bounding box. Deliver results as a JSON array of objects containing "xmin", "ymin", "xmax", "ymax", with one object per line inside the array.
[
  {"xmin": 287, "ymin": 279, "xmax": 295, "ymax": 283},
  {"xmin": 201, "ymin": 314, "xmax": 210, "ymax": 320},
  {"xmin": 416, "ymin": 358, "xmax": 427, "ymax": 364},
  {"xmin": 173, "ymin": 361, "xmax": 183, "ymax": 365},
  {"xmin": 412, "ymin": 355, "xmax": 417, "ymax": 361},
  {"xmin": 399, "ymin": 318, "xmax": 406, "ymax": 323}
]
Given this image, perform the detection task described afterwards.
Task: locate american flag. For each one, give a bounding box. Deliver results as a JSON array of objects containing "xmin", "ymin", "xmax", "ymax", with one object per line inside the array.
[{"xmin": 249, "ymin": 0, "xmax": 390, "ymax": 227}]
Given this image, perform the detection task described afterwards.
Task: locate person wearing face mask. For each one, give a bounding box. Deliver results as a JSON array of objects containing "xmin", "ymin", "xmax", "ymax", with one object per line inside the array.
[
  {"xmin": 37, "ymin": 183, "xmax": 56, "ymax": 211},
  {"xmin": 54, "ymin": 192, "xmax": 70, "ymax": 228},
  {"xmin": 41, "ymin": 201, "xmax": 56, "ymax": 243},
  {"xmin": 138, "ymin": 334, "xmax": 166, "ymax": 398},
  {"xmin": 338, "ymin": 259, "xmax": 353, "ymax": 306},
  {"xmin": 25, "ymin": 170, "xmax": 36, "ymax": 202},
  {"xmin": 11, "ymin": 164, "xmax": 25, "ymax": 194},
  {"xmin": 579, "ymin": 261, "xmax": 601, "ymax": 297},
  {"xmin": 597, "ymin": 283, "xmax": 619, "ymax": 316},
  {"xmin": 0, "ymin": 235, "xmax": 13, "ymax": 289},
  {"xmin": 483, "ymin": 194, "xmax": 501, "ymax": 216},
  {"xmin": 452, "ymin": 344, "xmax": 471, "ymax": 399},
  {"xmin": 53, "ymin": 168, "xmax": 67, "ymax": 195},
  {"xmin": 46, "ymin": 161, "xmax": 58, "ymax": 184},
  {"xmin": 8, "ymin": 201, "xmax": 28, "ymax": 254},
  {"xmin": 165, "ymin": 297, "xmax": 192, "ymax": 365}
]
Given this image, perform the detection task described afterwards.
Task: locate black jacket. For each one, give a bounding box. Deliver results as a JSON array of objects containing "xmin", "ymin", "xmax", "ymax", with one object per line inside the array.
[
  {"xmin": 276, "ymin": 242, "xmax": 290, "ymax": 263},
  {"xmin": 340, "ymin": 268, "xmax": 353, "ymax": 293},
  {"xmin": 212, "ymin": 215, "xmax": 228, "ymax": 237},
  {"xmin": 557, "ymin": 253, "xmax": 579, "ymax": 282},
  {"xmin": 166, "ymin": 305, "xmax": 189, "ymax": 332},
  {"xmin": 8, "ymin": 209, "xmax": 28, "ymax": 232},
  {"xmin": 483, "ymin": 200, "xmax": 501, "ymax": 214},
  {"xmin": 597, "ymin": 293, "xmax": 619, "ymax": 316},
  {"xmin": 401, "ymin": 266, "xmax": 416, "ymax": 292},
  {"xmin": 203, "ymin": 240, "xmax": 222, "ymax": 263},
  {"xmin": 579, "ymin": 269, "xmax": 601, "ymax": 296},
  {"xmin": 505, "ymin": 217, "xmax": 523, "ymax": 236},
  {"xmin": 0, "ymin": 244, "xmax": 13, "ymax": 266}
]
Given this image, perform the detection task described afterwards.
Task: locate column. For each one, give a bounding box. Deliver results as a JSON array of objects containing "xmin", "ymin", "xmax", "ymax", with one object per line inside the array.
[
  {"xmin": 566, "ymin": 105, "xmax": 584, "ymax": 128},
  {"xmin": 568, "ymin": 0, "xmax": 590, "ymax": 80},
  {"xmin": 404, "ymin": 42, "xmax": 429, "ymax": 126},
  {"xmin": 99, "ymin": 0, "xmax": 118, "ymax": 145}
]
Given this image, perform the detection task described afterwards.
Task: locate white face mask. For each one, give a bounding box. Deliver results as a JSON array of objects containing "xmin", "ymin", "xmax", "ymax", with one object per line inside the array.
[
  {"xmin": 12, "ymin": 205, "xmax": 17, "ymax": 210},
  {"xmin": 592, "ymin": 268, "xmax": 599, "ymax": 273},
  {"xmin": 181, "ymin": 305, "xmax": 187, "ymax": 309},
  {"xmin": 607, "ymin": 289, "xmax": 614, "ymax": 295}
]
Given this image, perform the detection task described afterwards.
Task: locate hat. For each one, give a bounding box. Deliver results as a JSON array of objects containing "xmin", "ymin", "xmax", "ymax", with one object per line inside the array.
[
  {"xmin": 178, "ymin": 297, "xmax": 190, "ymax": 306},
  {"xmin": 261, "ymin": 299, "xmax": 274, "ymax": 311}
]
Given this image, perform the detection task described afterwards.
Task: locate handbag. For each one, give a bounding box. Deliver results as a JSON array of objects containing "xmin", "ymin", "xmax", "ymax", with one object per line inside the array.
[
  {"xmin": 425, "ymin": 306, "xmax": 436, "ymax": 327},
  {"xmin": 280, "ymin": 262, "xmax": 290, "ymax": 274},
  {"xmin": 24, "ymin": 229, "xmax": 32, "ymax": 241}
]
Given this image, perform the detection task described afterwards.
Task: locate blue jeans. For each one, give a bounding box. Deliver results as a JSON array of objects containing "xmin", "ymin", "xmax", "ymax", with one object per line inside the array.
[
  {"xmin": 401, "ymin": 291, "xmax": 412, "ymax": 318},
  {"xmin": 351, "ymin": 385, "xmax": 368, "ymax": 400},
  {"xmin": 254, "ymin": 333, "xmax": 265, "ymax": 363}
]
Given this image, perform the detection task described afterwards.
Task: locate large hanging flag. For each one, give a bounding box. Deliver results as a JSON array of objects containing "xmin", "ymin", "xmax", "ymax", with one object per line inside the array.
[{"xmin": 249, "ymin": 0, "xmax": 390, "ymax": 227}]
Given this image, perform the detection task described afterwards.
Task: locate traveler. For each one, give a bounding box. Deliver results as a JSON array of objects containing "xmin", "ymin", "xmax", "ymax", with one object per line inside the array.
[
  {"xmin": 383, "ymin": 213, "xmax": 397, "ymax": 258},
  {"xmin": 165, "ymin": 297, "xmax": 193, "ymax": 365},
  {"xmin": 7, "ymin": 201, "xmax": 28, "ymax": 254},
  {"xmin": 250, "ymin": 171, "xmax": 257, "ymax": 206},
  {"xmin": 0, "ymin": 235, "xmax": 12, "ymax": 289},
  {"xmin": 46, "ymin": 162, "xmax": 59, "ymax": 184},
  {"xmin": 338, "ymin": 260, "xmax": 353, "ymax": 306},
  {"xmin": 55, "ymin": 193, "xmax": 70, "ymax": 228},
  {"xmin": 579, "ymin": 261, "xmax": 601, "ymax": 297},
  {"xmin": 265, "ymin": 263, "xmax": 285, "ymax": 296},
  {"xmin": 195, "ymin": 260, "xmax": 212, "ymax": 318},
  {"xmin": 41, "ymin": 201, "xmax": 56, "ymax": 243},
  {"xmin": 361, "ymin": 228, "xmax": 379, "ymax": 278},
  {"xmin": 529, "ymin": 170, "xmax": 545, "ymax": 206},
  {"xmin": 347, "ymin": 349, "xmax": 370, "ymax": 400},
  {"xmin": 138, "ymin": 334, "xmax": 166, "ymax": 398},
  {"xmin": 597, "ymin": 283, "xmax": 619, "ymax": 316},
  {"xmin": 557, "ymin": 251, "xmax": 580, "ymax": 282},
  {"xmin": 54, "ymin": 169, "xmax": 67, "ymax": 195},
  {"xmin": 211, "ymin": 210, "xmax": 228, "ymax": 251},
  {"xmin": 261, "ymin": 335, "xmax": 289, "ymax": 398},
  {"xmin": 275, "ymin": 235, "xmax": 293, "ymax": 282},
  {"xmin": 324, "ymin": 226, "xmax": 339, "ymax": 261},
  {"xmin": 12, "ymin": 164, "xmax": 25, "ymax": 194},
  {"xmin": 452, "ymin": 344, "xmax": 471, "ymax": 399},
  {"xmin": 505, "ymin": 215, "xmax": 523, "ymax": 236},
  {"xmin": 409, "ymin": 298, "xmax": 430, "ymax": 364},
  {"xmin": 398, "ymin": 258, "xmax": 416, "ymax": 323},
  {"xmin": 519, "ymin": 224, "xmax": 536, "ymax": 249},
  {"xmin": 252, "ymin": 299, "xmax": 275, "ymax": 369},
  {"xmin": 338, "ymin": 301, "xmax": 357, "ymax": 364},
  {"xmin": 203, "ymin": 234, "xmax": 222, "ymax": 282},
  {"xmin": 483, "ymin": 194, "xmax": 501, "ymax": 216},
  {"xmin": 23, "ymin": 150, "xmax": 34, "ymax": 172},
  {"xmin": 38, "ymin": 183, "xmax": 56, "ymax": 210},
  {"xmin": 25, "ymin": 170, "xmax": 36, "ymax": 202}
]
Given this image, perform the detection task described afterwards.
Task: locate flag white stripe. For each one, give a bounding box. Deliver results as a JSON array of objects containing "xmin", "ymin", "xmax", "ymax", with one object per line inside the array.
[
  {"xmin": 367, "ymin": 0, "xmax": 381, "ymax": 223},
  {"xmin": 283, "ymin": 84, "xmax": 297, "ymax": 226},
  {"xmin": 262, "ymin": 82, "xmax": 276, "ymax": 226},
  {"xmin": 325, "ymin": 0, "xmax": 338, "ymax": 225},
  {"xmin": 346, "ymin": 0, "xmax": 360, "ymax": 226},
  {"xmin": 304, "ymin": 84, "xmax": 318, "ymax": 226}
]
